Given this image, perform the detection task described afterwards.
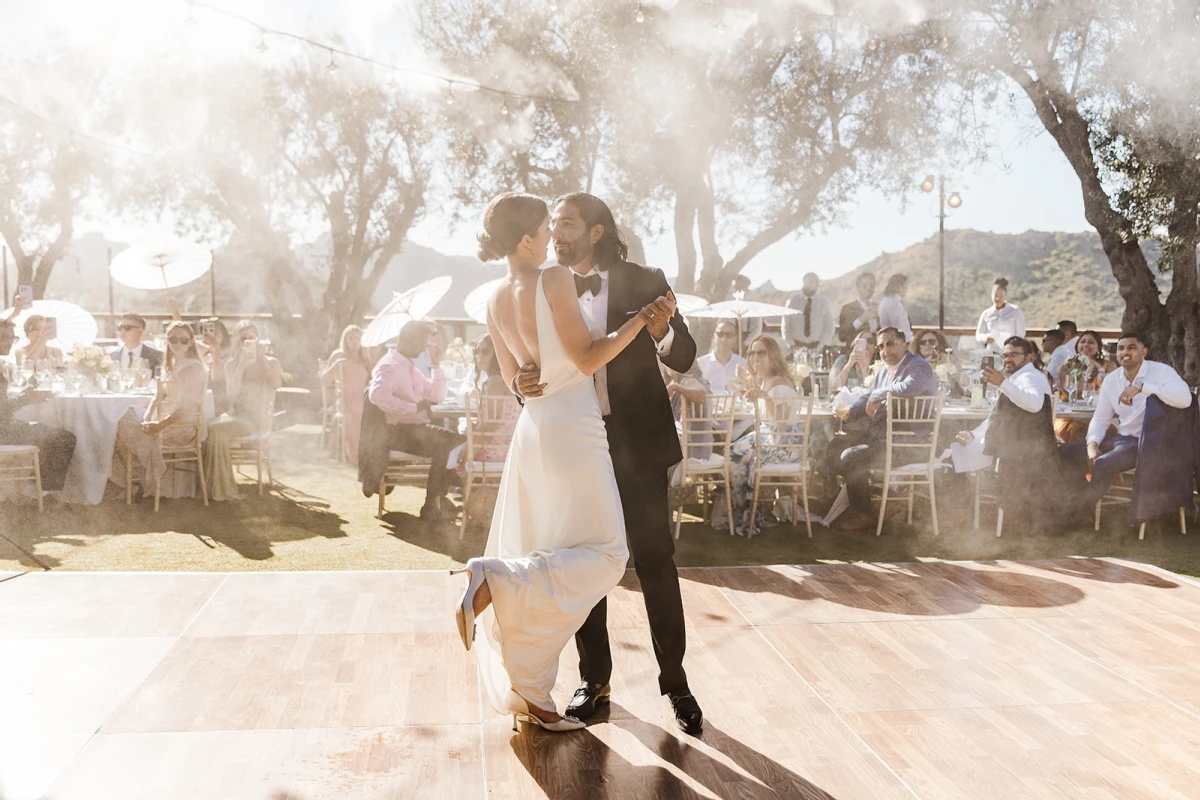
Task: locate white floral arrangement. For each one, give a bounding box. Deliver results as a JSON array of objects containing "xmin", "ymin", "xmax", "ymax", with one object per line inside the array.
[
  {"xmin": 442, "ymin": 337, "xmax": 473, "ymax": 367},
  {"xmin": 68, "ymin": 344, "xmax": 116, "ymax": 375},
  {"xmin": 788, "ymin": 362, "xmax": 811, "ymax": 385},
  {"xmin": 1065, "ymin": 353, "xmax": 1091, "ymax": 377},
  {"xmin": 934, "ymin": 361, "xmax": 960, "ymax": 380}
]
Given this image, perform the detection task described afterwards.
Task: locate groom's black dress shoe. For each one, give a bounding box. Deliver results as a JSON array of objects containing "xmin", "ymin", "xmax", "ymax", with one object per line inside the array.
[
  {"xmin": 668, "ymin": 691, "xmax": 703, "ymax": 735},
  {"xmin": 565, "ymin": 682, "xmax": 611, "ymax": 719}
]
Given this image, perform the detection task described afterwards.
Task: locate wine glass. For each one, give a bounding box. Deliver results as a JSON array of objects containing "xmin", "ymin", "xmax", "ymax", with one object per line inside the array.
[
  {"xmin": 121, "ymin": 368, "xmax": 136, "ymax": 392},
  {"xmin": 68, "ymin": 371, "xmax": 84, "ymax": 395},
  {"xmin": 19, "ymin": 361, "xmax": 34, "ymax": 388}
]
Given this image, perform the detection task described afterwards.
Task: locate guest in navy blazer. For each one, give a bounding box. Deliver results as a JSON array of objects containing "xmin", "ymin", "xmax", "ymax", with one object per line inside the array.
[{"xmin": 836, "ymin": 327, "xmax": 937, "ymax": 528}]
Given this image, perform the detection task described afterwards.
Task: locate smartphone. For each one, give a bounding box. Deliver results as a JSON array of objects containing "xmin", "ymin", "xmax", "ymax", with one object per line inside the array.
[
  {"xmin": 17, "ymin": 285, "xmax": 33, "ymax": 305},
  {"xmin": 45, "ymin": 317, "xmax": 58, "ymax": 340},
  {"xmin": 853, "ymin": 338, "xmax": 868, "ymax": 358},
  {"xmin": 981, "ymin": 356, "xmax": 995, "ymax": 370},
  {"xmin": 201, "ymin": 320, "xmax": 217, "ymax": 338}
]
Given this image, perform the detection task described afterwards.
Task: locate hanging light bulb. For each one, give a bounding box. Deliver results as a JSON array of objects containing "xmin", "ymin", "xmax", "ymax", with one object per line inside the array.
[
  {"xmin": 940, "ymin": 35, "xmax": 949, "ymax": 47},
  {"xmin": 792, "ymin": 27, "xmax": 803, "ymax": 44},
  {"xmin": 256, "ymin": 29, "xmax": 268, "ymax": 53},
  {"xmin": 1076, "ymin": 33, "xmax": 1085, "ymax": 45},
  {"xmin": 867, "ymin": 37, "xmax": 878, "ymax": 52},
  {"xmin": 947, "ymin": 192, "xmax": 962, "ymax": 208},
  {"xmin": 500, "ymin": 97, "xmax": 511, "ymax": 116},
  {"xmin": 326, "ymin": 49, "xmax": 338, "ymax": 71},
  {"xmin": 634, "ymin": 3, "xmax": 644, "ymax": 24},
  {"xmin": 445, "ymin": 83, "xmax": 455, "ymax": 105}
]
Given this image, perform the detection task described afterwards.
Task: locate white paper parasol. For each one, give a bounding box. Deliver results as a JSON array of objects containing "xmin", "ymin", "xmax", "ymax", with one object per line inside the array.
[
  {"xmin": 1, "ymin": 299, "xmax": 99, "ymax": 349},
  {"xmin": 463, "ymin": 277, "xmax": 506, "ymax": 324},
  {"xmin": 672, "ymin": 293, "xmax": 709, "ymax": 315},
  {"xmin": 109, "ymin": 239, "xmax": 213, "ymax": 290},
  {"xmin": 363, "ymin": 276, "xmax": 453, "ymax": 346},
  {"xmin": 687, "ymin": 292, "xmax": 800, "ymax": 355}
]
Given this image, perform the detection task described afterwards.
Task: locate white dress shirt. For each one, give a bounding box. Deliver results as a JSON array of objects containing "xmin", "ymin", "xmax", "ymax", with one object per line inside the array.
[
  {"xmin": 850, "ymin": 298, "xmax": 880, "ymax": 335},
  {"xmin": 1045, "ymin": 336, "xmax": 1078, "ymax": 381},
  {"xmin": 877, "ymin": 294, "xmax": 913, "ymax": 342},
  {"xmin": 1086, "ymin": 359, "xmax": 1192, "ymax": 444},
  {"xmin": 574, "ymin": 267, "xmax": 674, "ymax": 416},
  {"xmin": 697, "ymin": 352, "xmax": 747, "ymax": 394},
  {"xmin": 782, "ymin": 292, "xmax": 835, "ymax": 351},
  {"xmin": 975, "ymin": 304, "xmax": 1027, "ymax": 353},
  {"xmin": 951, "ymin": 361, "xmax": 1050, "ymax": 472},
  {"xmin": 117, "ymin": 343, "xmax": 145, "ymax": 368}
]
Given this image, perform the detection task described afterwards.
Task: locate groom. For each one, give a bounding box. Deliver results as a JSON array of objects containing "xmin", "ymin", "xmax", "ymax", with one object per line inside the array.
[{"xmin": 515, "ymin": 192, "xmax": 703, "ymax": 734}]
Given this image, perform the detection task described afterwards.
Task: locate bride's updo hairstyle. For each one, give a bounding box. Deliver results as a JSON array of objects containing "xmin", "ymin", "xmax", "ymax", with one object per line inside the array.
[{"xmin": 477, "ymin": 192, "xmax": 548, "ymax": 262}]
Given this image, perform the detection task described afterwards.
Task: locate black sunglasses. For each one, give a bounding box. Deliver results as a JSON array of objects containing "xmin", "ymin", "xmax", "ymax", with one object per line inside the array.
[
  {"xmin": 168, "ymin": 336, "xmax": 193, "ymax": 345},
  {"xmin": 118, "ymin": 324, "xmax": 143, "ymax": 331}
]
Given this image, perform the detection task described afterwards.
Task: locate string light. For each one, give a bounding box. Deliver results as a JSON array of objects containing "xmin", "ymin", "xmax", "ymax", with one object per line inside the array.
[
  {"xmin": 1076, "ymin": 33, "xmax": 1085, "ymax": 45},
  {"xmin": 446, "ymin": 84, "xmax": 456, "ymax": 105},
  {"xmin": 867, "ymin": 37, "xmax": 878, "ymax": 51},
  {"xmin": 325, "ymin": 48, "xmax": 338, "ymax": 71},
  {"xmin": 634, "ymin": 3, "xmax": 645, "ymax": 23},
  {"xmin": 256, "ymin": 28, "xmax": 268, "ymax": 53},
  {"xmin": 0, "ymin": 95, "xmax": 150, "ymax": 157},
  {"xmin": 500, "ymin": 97, "xmax": 510, "ymax": 116},
  {"xmin": 792, "ymin": 28, "xmax": 803, "ymax": 44}
]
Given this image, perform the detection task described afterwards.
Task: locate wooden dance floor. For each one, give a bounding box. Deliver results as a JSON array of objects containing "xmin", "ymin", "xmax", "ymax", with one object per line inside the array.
[{"xmin": 3, "ymin": 558, "xmax": 1200, "ymax": 800}]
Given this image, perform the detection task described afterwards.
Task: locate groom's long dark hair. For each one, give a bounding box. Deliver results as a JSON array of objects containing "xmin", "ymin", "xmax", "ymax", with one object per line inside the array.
[{"xmin": 555, "ymin": 192, "xmax": 629, "ymax": 266}]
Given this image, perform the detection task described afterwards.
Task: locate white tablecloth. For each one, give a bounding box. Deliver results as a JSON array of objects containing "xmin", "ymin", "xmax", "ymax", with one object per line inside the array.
[{"xmin": 15, "ymin": 393, "xmax": 153, "ymax": 504}]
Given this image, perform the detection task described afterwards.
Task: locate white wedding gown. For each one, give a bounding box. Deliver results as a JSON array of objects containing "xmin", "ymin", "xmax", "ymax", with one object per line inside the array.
[{"xmin": 475, "ymin": 271, "xmax": 630, "ymax": 715}]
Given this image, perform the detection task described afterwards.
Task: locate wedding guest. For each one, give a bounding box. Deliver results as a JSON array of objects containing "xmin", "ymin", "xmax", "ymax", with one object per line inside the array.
[
  {"xmin": 204, "ymin": 320, "xmax": 283, "ymax": 501},
  {"xmin": 1045, "ymin": 319, "xmax": 1080, "ymax": 380},
  {"xmin": 114, "ymin": 322, "xmax": 208, "ymax": 500},
  {"xmin": 1041, "ymin": 330, "xmax": 1065, "ymax": 373},
  {"xmin": 109, "ymin": 313, "xmax": 163, "ymax": 373},
  {"xmin": 454, "ymin": 333, "xmax": 499, "ymax": 402},
  {"xmin": 367, "ymin": 320, "xmax": 463, "ymax": 520},
  {"xmin": 952, "ymin": 337, "xmax": 1062, "ymax": 533},
  {"xmin": 1060, "ymin": 333, "xmax": 1191, "ymax": 517},
  {"xmin": 197, "ymin": 318, "xmax": 231, "ymax": 414},
  {"xmin": 837, "ymin": 271, "xmax": 879, "ymax": 345},
  {"xmin": 0, "ymin": 319, "xmax": 76, "ymax": 491},
  {"xmin": 975, "ymin": 278, "xmax": 1026, "ymax": 353},
  {"xmin": 716, "ymin": 335, "xmax": 801, "ymax": 536},
  {"xmin": 321, "ymin": 325, "xmax": 371, "ymax": 466},
  {"xmin": 12, "ymin": 315, "xmax": 65, "ymax": 369},
  {"xmin": 413, "ymin": 321, "xmax": 446, "ymax": 379},
  {"xmin": 834, "ymin": 327, "xmax": 937, "ymax": 530},
  {"xmin": 829, "ymin": 330, "xmax": 877, "ymax": 392},
  {"xmin": 451, "ymin": 337, "xmax": 521, "ymax": 482},
  {"xmin": 910, "ymin": 329, "xmax": 948, "ymax": 362},
  {"xmin": 1055, "ymin": 330, "xmax": 1114, "ymax": 395},
  {"xmin": 877, "ymin": 274, "xmax": 913, "ymax": 342},
  {"xmin": 782, "ymin": 272, "xmax": 835, "ymax": 356},
  {"xmin": 696, "ymin": 319, "xmax": 746, "ymax": 393}
]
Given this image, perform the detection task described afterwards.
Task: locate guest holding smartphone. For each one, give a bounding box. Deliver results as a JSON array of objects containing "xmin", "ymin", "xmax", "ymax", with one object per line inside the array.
[{"xmin": 13, "ymin": 314, "xmax": 65, "ymax": 369}]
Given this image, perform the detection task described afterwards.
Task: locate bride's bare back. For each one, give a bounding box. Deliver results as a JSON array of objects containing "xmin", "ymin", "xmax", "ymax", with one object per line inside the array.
[{"xmin": 486, "ymin": 269, "xmax": 542, "ymax": 374}]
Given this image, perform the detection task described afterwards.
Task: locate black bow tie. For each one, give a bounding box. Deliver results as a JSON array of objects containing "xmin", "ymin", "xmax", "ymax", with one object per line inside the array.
[{"xmin": 574, "ymin": 272, "xmax": 602, "ymax": 298}]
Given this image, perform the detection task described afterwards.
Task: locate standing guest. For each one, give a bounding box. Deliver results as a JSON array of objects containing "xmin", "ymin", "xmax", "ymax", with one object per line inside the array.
[
  {"xmin": 837, "ymin": 271, "xmax": 879, "ymax": 345},
  {"xmin": 696, "ymin": 319, "xmax": 747, "ymax": 394},
  {"xmin": 1045, "ymin": 319, "xmax": 1080, "ymax": 380},
  {"xmin": 109, "ymin": 313, "xmax": 163, "ymax": 373},
  {"xmin": 204, "ymin": 321, "xmax": 283, "ymax": 501},
  {"xmin": 321, "ymin": 325, "xmax": 371, "ymax": 466},
  {"xmin": 0, "ymin": 319, "xmax": 76, "ymax": 491},
  {"xmin": 13, "ymin": 315, "xmax": 65, "ymax": 369},
  {"xmin": 975, "ymin": 278, "xmax": 1026, "ymax": 353},
  {"xmin": 910, "ymin": 329, "xmax": 949, "ymax": 362},
  {"xmin": 1060, "ymin": 333, "xmax": 1191, "ymax": 517},
  {"xmin": 114, "ymin": 322, "xmax": 208, "ymax": 498},
  {"xmin": 367, "ymin": 320, "xmax": 463, "ymax": 520},
  {"xmin": 829, "ymin": 330, "xmax": 877, "ymax": 392},
  {"xmin": 834, "ymin": 327, "xmax": 937, "ymax": 530},
  {"xmin": 717, "ymin": 335, "xmax": 800, "ymax": 536},
  {"xmin": 782, "ymin": 272, "xmax": 835, "ymax": 356},
  {"xmin": 953, "ymin": 337, "xmax": 1062, "ymax": 533},
  {"xmin": 877, "ymin": 274, "xmax": 913, "ymax": 343}
]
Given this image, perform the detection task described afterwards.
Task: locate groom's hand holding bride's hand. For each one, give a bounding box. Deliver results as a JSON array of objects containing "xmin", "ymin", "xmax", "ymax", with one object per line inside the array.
[
  {"xmin": 642, "ymin": 291, "xmax": 677, "ymax": 340},
  {"xmin": 515, "ymin": 363, "xmax": 546, "ymax": 399}
]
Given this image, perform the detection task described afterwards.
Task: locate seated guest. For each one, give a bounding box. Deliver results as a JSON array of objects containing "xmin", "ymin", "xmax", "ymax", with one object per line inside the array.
[
  {"xmin": 368, "ymin": 320, "xmax": 464, "ymax": 520},
  {"xmin": 454, "ymin": 333, "xmax": 499, "ymax": 402},
  {"xmin": 952, "ymin": 337, "xmax": 1062, "ymax": 533},
  {"xmin": 413, "ymin": 321, "xmax": 446, "ymax": 379},
  {"xmin": 13, "ymin": 314, "xmax": 65, "ymax": 369},
  {"xmin": 910, "ymin": 329, "xmax": 949, "ymax": 362},
  {"xmin": 451, "ymin": 334, "xmax": 520, "ymax": 472},
  {"xmin": 114, "ymin": 322, "xmax": 208, "ymax": 498},
  {"xmin": 196, "ymin": 318, "xmax": 231, "ymax": 415},
  {"xmin": 109, "ymin": 313, "xmax": 163, "ymax": 373},
  {"xmin": 1041, "ymin": 330, "xmax": 1065, "ymax": 373},
  {"xmin": 0, "ymin": 319, "xmax": 76, "ymax": 491},
  {"xmin": 717, "ymin": 335, "xmax": 801, "ymax": 536},
  {"xmin": 1055, "ymin": 329, "xmax": 1115, "ymax": 396},
  {"xmin": 1061, "ymin": 333, "xmax": 1191, "ymax": 517},
  {"xmin": 834, "ymin": 327, "xmax": 937, "ymax": 530},
  {"xmin": 696, "ymin": 319, "xmax": 746, "ymax": 393},
  {"xmin": 204, "ymin": 321, "xmax": 283, "ymax": 501},
  {"xmin": 830, "ymin": 329, "xmax": 877, "ymax": 392},
  {"xmin": 664, "ymin": 362, "xmax": 712, "ymax": 457},
  {"xmin": 1045, "ymin": 319, "xmax": 1080, "ymax": 381},
  {"xmin": 321, "ymin": 325, "xmax": 371, "ymax": 466}
]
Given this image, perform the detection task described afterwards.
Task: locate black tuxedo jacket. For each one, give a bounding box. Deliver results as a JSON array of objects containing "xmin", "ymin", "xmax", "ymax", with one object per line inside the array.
[
  {"xmin": 601, "ymin": 261, "xmax": 697, "ymax": 472},
  {"xmin": 110, "ymin": 344, "xmax": 163, "ymax": 373}
]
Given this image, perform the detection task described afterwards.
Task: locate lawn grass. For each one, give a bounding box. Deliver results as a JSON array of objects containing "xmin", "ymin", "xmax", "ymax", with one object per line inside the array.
[{"xmin": 2, "ymin": 425, "xmax": 1197, "ymax": 577}]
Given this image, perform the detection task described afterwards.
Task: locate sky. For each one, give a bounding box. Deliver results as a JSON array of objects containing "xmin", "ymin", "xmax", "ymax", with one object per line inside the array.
[{"xmin": 3, "ymin": 0, "xmax": 1094, "ymax": 291}]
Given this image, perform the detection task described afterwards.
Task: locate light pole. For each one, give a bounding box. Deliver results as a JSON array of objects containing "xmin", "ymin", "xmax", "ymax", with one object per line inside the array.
[{"xmin": 920, "ymin": 174, "xmax": 961, "ymax": 330}]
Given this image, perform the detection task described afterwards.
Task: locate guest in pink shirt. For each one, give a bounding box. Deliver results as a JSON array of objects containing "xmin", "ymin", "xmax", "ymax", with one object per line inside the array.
[{"xmin": 368, "ymin": 320, "xmax": 463, "ymax": 520}]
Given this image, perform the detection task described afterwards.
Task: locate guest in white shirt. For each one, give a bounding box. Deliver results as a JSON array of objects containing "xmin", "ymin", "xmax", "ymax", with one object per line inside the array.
[
  {"xmin": 1045, "ymin": 320, "xmax": 1079, "ymax": 383},
  {"xmin": 696, "ymin": 319, "xmax": 747, "ymax": 394},
  {"xmin": 1061, "ymin": 332, "xmax": 1191, "ymax": 512},
  {"xmin": 876, "ymin": 274, "xmax": 913, "ymax": 343},
  {"xmin": 782, "ymin": 272, "xmax": 835, "ymax": 355},
  {"xmin": 953, "ymin": 338, "xmax": 1052, "ymax": 469},
  {"xmin": 975, "ymin": 278, "xmax": 1026, "ymax": 353},
  {"xmin": 109, "ymin": 312, "xmax": 163, "ymax": 373}
]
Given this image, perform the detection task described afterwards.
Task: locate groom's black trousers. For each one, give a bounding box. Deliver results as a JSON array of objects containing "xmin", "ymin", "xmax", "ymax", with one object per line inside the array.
[{"xmin": 574, "ymin": 427, "xmax": 689, "ymax": 696}]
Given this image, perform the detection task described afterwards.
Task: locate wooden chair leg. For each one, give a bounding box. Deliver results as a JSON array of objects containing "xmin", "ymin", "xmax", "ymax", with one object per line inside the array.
[
  {"xmin": 125, "ymin": 453, "xmax": 133, "ymax": 505},
  {"xmin": 1138, "ymin": 522, "xmax": 1146, "ymax": 540},
  {"xmin": 1181, "ymin": 507, "xmax": 1188, "ymax": 536},
  {"xmin": 458, "ymin": 478, "xmax": 473, "ymax": 541},
  {"xmin": 256, "ymin": 451, "xmax": 264, "ymax": 496},
  {"xmin": 196, "ymin": 449, "xmax": 209, "ymax": 506},
  {"xmin": 928, "ymin": 474, "xmax": 939, "ymax": 537},
  {"xmin": 749, "ymin": 480, "xmax": 762, "ymax": 537},
  {"xmin": 876, "ymin": 469, "xmax": 891, "ymax": 536},
  {"xmin": 674, "ymin": 502, "xmax": 683, "ymax": 540},
  {"xmin": 995, "ymin": 507, "xmax": 1004, "ymax": 538},
  {"xmin": 1094, "ymin": 501, "xmax": 1102, "ymax": 531},
  {"xmin": 723, "ymin": 468, "xmax": 734, "ymax": 537},
  {"xmin": 973, "ymin": 474, "xmax": 981, "ymax": 531},
  {"xmin": 154, "ymin": 462, "xmax": 162, "ymax": 513},
  {"xmin": 33, "ymin": 451, "xmax": 43, "ymax": 513},
  {"xmin": 377, "ymin": 478, "xmax": 386, "ymax": 519},
  {"xmin": 907, "ymin": 486, "xmax": 914, "ymax": 524},
  {"xmin": 801, "ymin": 474, "xmax": 812, "ymax": 538}
]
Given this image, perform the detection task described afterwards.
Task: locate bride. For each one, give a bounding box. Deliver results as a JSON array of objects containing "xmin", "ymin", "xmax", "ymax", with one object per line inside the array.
[{"xmin": 452, "ymin": 192, "xmax": 654, "ymax": 732}]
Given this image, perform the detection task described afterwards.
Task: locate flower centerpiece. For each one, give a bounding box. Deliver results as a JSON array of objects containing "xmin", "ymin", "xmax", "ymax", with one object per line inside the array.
[
  {"xmin": 788, "ymin": 361, "xmax": 811, "ymax": 389},
  {"xmin": 1063, "ymin": 354, "xmax": 1093, "ymax": 400},
  {"xmin": 441, "ymin": 337, "xmax": 473, "ymax": 382},
  {"xmin": 68, "ymin": 344, "xmax": 116, "ymax": 391}
]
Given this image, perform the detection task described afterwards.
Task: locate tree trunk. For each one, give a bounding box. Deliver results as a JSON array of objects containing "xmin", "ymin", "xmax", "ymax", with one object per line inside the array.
[
  {"xmin": 1165, "ymin": 207, "xmax": 1200, "ymax": 385},
  {"xmin": 673, "ymin": 194, "xmax": 698, "ymax": 293}
]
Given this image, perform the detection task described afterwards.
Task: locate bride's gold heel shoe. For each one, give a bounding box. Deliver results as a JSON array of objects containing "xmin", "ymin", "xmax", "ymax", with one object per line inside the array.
[
  {"xmin": 505, "ymin": 690, "xmax": 585, "ymax": 733},
  {"xmin": 450, "ymin": 559, "xmax": 486, "ymax": 651}
]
